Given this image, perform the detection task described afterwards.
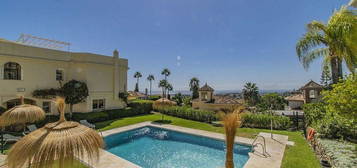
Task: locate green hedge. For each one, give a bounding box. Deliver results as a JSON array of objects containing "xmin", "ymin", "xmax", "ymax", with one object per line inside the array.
[
  {"xmin": 148, "ymin": 95, "xmax": 161, "ymax": 101},
  {"xmin": 128, "ymin": 99, "xmax": 153, "ymax": 114},
  {"xmin": 241, "ymin": 113, "xmax": 291, "ymax": 130},
  {"xmin": 36, "ymin": 100, "xmax": 154, "ymax": 126},
  {"xmin": 71, "ymin": 99, "xmax": 153, "ymax": 123},
  {"xmin": 157, "ymin": 106, "xmax": 217, "ymax": 122},
  {"xmin": 72, "ymin": 111, "xmax": 110, "ymax": 122}
]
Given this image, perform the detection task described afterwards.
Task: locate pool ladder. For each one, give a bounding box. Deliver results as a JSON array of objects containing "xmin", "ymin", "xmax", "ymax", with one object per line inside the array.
[{"xmin": 251, "ymin": 135, "xmax": 270, "ymax": 157}]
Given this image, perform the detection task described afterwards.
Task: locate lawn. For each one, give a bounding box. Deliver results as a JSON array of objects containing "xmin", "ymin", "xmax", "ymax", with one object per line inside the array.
[{"xmin": 96, "ymin": 113, "xmax": 320, "ymax": 168}]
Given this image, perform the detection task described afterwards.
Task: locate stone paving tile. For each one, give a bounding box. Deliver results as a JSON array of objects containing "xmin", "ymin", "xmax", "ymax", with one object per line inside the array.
[{"xmin": 244, "ymin": 132, "xmax": 288, "ymax": 168}]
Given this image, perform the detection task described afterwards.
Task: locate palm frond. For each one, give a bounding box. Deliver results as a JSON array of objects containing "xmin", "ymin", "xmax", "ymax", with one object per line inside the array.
[
  {"xmin": 307, "ymin": 21, "xmax": 328, "ymax": 33},
  {"xmin": 296, "ymin": 32, "xmax": 327, "ymax": 69},
  {"xmin": 328, "ymin": 6, "xmax": 357, "ymax": 72},
  {"xmin": 302, "ymin": 48, "xmax": 329, "ymax": 69},
  {"xmin": 350, "ymin": 0, "xmax": 357, "ymax": 7}
]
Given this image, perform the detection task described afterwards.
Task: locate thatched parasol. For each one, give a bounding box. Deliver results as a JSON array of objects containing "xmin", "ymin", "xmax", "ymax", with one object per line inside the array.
[
  {"xmin": 6, "ymin": 98, "xmax": 104, "ymax": 168},
  {"xmin": 153, "ymin": 98, "xmax": 177, "ymax": 121},
  {"xmin": 0, "ymin": 96, "xmax": 45, "ymax": 126},
  {"xmin": 222, "ymin": 108, "xmax": 242, "ymax": 168}
]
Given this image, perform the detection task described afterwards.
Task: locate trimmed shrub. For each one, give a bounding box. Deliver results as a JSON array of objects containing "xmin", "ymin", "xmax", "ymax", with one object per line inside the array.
[
  {"xmin": 118, "ymin": 92, "xmax": 129, "ymax": 103},
  {"xmin": 106, "ymin": 107, "xmax": 148, "ymax": 119},
  {"xmin": 153, "ymin": 99, "xmax": 176, "ymax": 111},
  {"xmin": 148, "ymin": 95, "xmax": 161, "ymax": 101},
  {"xmin": 241, "ymin": 113, "xmax": 291, "ymax": 130},
  {"xmin": 72, "ymin": 112, "xmax": 109, "ymax": 123},
  {"xmin": 158, "ymin": 106, "xmax": 217, "ymax": 122},
  {"xmin": 128, "ymin": 99, "xmax": 153, "ymax": 114}
]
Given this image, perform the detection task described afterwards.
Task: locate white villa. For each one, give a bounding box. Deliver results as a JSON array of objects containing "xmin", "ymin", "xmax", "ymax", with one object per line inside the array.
[{"xmin": 0, "ymin": 38, "xmax": 128, "ymax": 114}]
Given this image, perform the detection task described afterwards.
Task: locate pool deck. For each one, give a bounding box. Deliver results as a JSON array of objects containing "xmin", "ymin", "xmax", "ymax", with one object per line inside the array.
[{"xmin": 82, "ymin": 121, "xmax": 289, "ymax": 168}]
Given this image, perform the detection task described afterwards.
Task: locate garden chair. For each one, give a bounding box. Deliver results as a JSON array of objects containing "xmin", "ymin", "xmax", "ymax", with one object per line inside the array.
[{"xmin": 80, "ymin": 120, "xmax": 96, "ymax": 129}]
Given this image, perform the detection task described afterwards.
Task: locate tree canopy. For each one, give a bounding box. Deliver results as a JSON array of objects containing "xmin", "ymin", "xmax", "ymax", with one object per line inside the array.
[
  {"xmin": 62, "ymin": 80, "xmax": 89, "ymax": 117},
  {"xmin": 296, "ymin": 6, "xmax": 357, "ymax": 83},
  {"xmin": 242, "ymin": 82, "xmax": 260, "ymax": 106},
  {"xmin": 189, "ymin": 77, "xmax": 200, "ymax": 99}
]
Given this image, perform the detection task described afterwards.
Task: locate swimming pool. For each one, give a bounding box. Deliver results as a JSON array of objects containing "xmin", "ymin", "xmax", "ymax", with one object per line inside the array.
[{"xmin": 105, "ymin": 126, "xmax": 251, "ymax": 168}]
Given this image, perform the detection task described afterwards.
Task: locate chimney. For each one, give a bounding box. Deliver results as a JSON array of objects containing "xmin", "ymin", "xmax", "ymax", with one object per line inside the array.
[{"xmin": 113, "ymin": 49, "xmax": 119, "ymax": 58}]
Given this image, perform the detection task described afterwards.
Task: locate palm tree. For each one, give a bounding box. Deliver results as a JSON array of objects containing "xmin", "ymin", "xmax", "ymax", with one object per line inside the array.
[
  {"xmin": 134, "ymin": 71, "xmax": 142, "ymax": 92},
  {"xmin": 161, "ymin": 68, "xmax": 171, "ymax": 98},
  {"xmin": 158, "ymin": 79, "xmax": 168, "ymax": 98},
  {"xmin": 147, "ymin": 74, "xmax": 155, "ymax": 96},
  {"xmin": 166, "ymin": 83, "xmax": 173, "ymax": 99},
  {"xmin": 189, "ymin": 77, "xmax": 200, "ymax": 99},
  {"xmin": 242, "ymin": 82, "xmax": 260, "ymax": 106},
  {"xmin": 161, "ymin": 68, "xmax": 171, "ymax": 80},
  {"xmin": 296, "ymin": 6, "xmax": 357, "ymax": 83}
]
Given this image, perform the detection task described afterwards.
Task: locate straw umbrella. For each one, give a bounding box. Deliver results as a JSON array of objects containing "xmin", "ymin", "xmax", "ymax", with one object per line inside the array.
[
  {"xmin": 222, "ymin": 108, "xmax": 242, "ymax": 168},
  {"xmin": 0, "ymin": 96, "xmax": 45, "ymax": 153},
  {"xmin": 153, "ymin": 98, "xmax": 177, "ymax": 121},
  {"xmin": 0, "ymin": 96, "xmax": 45, "ymax": 126},
  {"xmin": 6, "ymin": 98, "xmax": 104, "ymax": 168}
]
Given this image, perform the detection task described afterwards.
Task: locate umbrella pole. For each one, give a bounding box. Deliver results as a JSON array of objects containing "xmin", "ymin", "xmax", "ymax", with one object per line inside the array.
[{"xmin": 23, "ymin": 123, "xmax": 27, "ymax": 133}]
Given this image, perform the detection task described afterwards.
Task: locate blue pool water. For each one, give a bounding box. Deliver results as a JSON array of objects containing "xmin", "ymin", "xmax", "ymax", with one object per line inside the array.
[{"xmin": 105, "ymin": 126, "xmax": 251, "ymax": 168}]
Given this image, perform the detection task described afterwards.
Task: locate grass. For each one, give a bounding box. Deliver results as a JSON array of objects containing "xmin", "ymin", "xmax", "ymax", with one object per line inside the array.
[{"xmin": 96, "ymin": 113, "xmax": 320, "ymax": 168}]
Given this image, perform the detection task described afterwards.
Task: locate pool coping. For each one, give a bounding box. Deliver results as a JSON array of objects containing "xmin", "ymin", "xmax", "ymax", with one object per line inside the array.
[{"xmin": 81, "ymin": 121, "xmax": 288, "ymax": 168}]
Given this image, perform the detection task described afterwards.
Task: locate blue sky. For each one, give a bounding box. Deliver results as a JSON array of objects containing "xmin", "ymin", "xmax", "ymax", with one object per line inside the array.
[{"xmin": 0, "ymin": 0, "xmax": 349, "ymax": 91}]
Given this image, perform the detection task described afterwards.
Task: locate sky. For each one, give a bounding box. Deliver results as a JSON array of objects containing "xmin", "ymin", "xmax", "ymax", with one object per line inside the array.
[{"xmin": 0, "ymin": 0, "xmax": 350, "ymax": 92}]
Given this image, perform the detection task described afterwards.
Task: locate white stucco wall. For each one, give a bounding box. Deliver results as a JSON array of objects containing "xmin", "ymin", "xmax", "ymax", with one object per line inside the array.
[{"xmin": 0, "ymin": 39, "xmax": 128, "ymax": 114}]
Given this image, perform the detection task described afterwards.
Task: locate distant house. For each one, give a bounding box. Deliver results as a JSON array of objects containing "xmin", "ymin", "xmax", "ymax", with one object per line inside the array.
[
  {"xmin": 285, "ymin": 80, "xmax": 324, "ymax": 110},
  {"xmin": 192, "ymin": 83, "xmax": 243, "ymax": 112}
]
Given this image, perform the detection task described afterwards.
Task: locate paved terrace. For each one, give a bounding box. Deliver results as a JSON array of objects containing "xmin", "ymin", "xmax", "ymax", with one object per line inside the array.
[{"xmin": 81, "ymin": 121, "xmax": 289, "ymax": 168}]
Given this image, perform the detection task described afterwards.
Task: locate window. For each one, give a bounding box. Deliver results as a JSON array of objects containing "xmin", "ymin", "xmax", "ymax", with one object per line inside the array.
[
  {"xmin": 309, "ymin": 90, "xmax": 316, "ymax": 99},
  {"xmin": 92, "ymin": 99, "xmax": 105, "ymax": 110},
  {"xmin": 56, "ymin": 69, "xmax": 64, "ymax": 81},
  {"xmin": 4, "ymin": 62, "xmax": 21, "ymax": 80},
  {"xmin": 43, "ymin": 102, "xmax": 51, "ymax": 113}
]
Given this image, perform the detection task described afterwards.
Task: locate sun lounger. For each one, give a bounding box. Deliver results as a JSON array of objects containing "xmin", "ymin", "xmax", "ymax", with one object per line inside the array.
[
  {"xmin": 80, "ymin": 120, "xmax": 96, "ymax": 129},
  {"xmin": 2, "ymin": 134, "xmax": 21, "ymax": 142},
  {"xmin": 23, "ymin": 124, "xmax": 38, "ymax": 135}
]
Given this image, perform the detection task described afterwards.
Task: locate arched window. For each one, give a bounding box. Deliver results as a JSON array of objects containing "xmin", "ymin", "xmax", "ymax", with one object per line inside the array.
[{"xmin": 4, "ymin": 62, "xmax": 21, "ymax": 80}]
